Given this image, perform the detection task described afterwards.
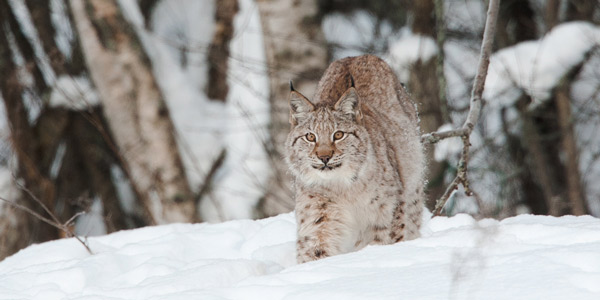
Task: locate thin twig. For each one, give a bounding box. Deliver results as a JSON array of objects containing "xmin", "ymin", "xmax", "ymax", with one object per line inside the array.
[
  {"xmin": 12, "ymin": 176, "xmax": 62, "ymax": 226},
  {"xmin": 0, "ymin": 196, "xmax": 61, "ymax": 230},
  {"xmin": 2, "ymin": 177, "xmax": 94, "ymax": 255},
  {"xmin": 65, "ymin": 211, "xmax": 86, "ymax": 227},
  {"xmin": 430, "ymin": 0, "xmax": 501, "ymax": 216},
  {"xmin": 196, "ymin": 148, "xmax": 227, "ymax": 201}
]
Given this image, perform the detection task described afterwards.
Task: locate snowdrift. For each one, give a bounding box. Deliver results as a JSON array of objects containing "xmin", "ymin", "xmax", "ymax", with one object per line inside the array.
[{"xmin": 1, "ymin": 212, "xmax": 600, "ymax": 299}]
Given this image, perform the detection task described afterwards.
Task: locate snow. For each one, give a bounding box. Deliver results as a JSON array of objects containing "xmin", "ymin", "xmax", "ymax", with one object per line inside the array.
[
  {"xmin": 433, "ymin": 123, "xmax": 462, "ymax": 163},
  {"xmin": 0, "ymin": 167, "xmax": 19, "ymax": 215},
  {"xmin": 49, "ymin": 141, "xmax": 66, "ymax": 179},
  {"xmin": 444, "ymin": 0, "xmax": 486, "ymax": 35},
  {"xmin": 484, "ymin": 22, "xmax": 600, "ymax": 107},
  {"xmin": 75, "ymin": 197, "xmax": 107, "ymax": 237},
  {"xmin": 322, "ymin": 10, "xmax": 393, "ymax": 60},
  {"xmin": 2, "ymin": 212, "xmax": 600, "ymax": 299},
  {"xmin": 50, "ymin": 0, "xmax": 74, "ymax": 59},
  {"xmin": 444, "ymin": 39, "xmax": 480, "ymax": 109},
  {"xmin": 4, "ymin": 18, "xmax": 44, "ymax": 123},
  {"xmin": 48, "ymin": 75, "xmax": 100, "ymax": 109},
  {"xmin": 386, "ymin": 29, "xmax": 439, "ymax": 83}
]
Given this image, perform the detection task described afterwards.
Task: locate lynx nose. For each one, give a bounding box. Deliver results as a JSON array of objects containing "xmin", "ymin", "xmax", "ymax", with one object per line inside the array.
[{"xmin": 317, "ymin": 151, "xmax": 333, "ymax": 164}]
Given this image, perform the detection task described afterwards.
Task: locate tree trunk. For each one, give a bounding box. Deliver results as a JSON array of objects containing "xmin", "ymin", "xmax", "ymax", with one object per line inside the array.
[
  {"xmin": 70, "ymin": 0, "xmax": 195, "ymax": 224},
  {"xmin": 544, "ymin": 0, "xmax": 560, "ymax": 31},
  {"xmin": 0, "ymin": 0, "xmax": 61, "ymax": 259},
  {"xmin": 566, "ymin": 0, "xmax": 596, "ymax": 22},
  {"xmin": 207, "ymin": 0, "xmax": 238, "ymax": 101},
  {"xmin": 555, "ymin": 75, "xmax": 587, "ymax": 215},
  {"xmin": 257, "ymin": 0, "xmax": 328, "ymax": 216},
  {"xmin": 495, "ymin": 0, "xmax": 537, "ymax": 49},
  {"xmin": 408, "ymin": 0, "xmax": 447, "ymax": 209},
  {"xmin": 519, "ymin": 101, "xmax": 564, "ymax": 216}
]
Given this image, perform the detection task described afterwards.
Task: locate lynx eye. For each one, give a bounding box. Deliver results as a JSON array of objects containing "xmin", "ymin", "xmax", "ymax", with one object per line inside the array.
[
  {"xmin": 333, "ymin": 131, "xmax": 345, "ymax": 141},
  {"xmin": 305, "ymin": 133, "xmax": 316, "ymax": 142}
]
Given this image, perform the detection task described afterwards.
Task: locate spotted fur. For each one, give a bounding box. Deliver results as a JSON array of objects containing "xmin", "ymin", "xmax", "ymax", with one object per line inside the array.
[{"xmin": 285, "ymin": 55, "xmax": 425, "ymax": 263}]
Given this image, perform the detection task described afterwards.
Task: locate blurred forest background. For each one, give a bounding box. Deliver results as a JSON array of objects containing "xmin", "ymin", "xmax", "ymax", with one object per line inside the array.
[{"xmin": 0, "ymin": 0, "xmax": 598, "ymax": 260}]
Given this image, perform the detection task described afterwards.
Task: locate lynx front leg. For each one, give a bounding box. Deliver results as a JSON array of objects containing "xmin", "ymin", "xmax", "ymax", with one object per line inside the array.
[{"xmin": 295, "ymin": 196, "xmax": 354, "ymax": 263}]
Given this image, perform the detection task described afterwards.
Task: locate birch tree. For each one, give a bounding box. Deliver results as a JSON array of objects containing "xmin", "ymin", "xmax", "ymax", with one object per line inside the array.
[
  {"xmin": 70, "ymin": 0, "xmax": 195, "ymax": 223},
  {"xmin": 0, "ymin": 0, "xmax": 143, "ymax": 259}
]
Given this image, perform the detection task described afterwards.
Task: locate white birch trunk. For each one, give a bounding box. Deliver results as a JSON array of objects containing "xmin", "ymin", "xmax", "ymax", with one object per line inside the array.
[{"xmin": 70, "ymin": 0, "xmax": 195, "ymax": 223}]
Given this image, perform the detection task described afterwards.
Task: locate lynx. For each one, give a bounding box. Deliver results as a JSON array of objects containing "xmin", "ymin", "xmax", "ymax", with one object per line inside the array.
[{"xmin": 285, "ymin": 55, "xmax": 425, "ymax": 263}]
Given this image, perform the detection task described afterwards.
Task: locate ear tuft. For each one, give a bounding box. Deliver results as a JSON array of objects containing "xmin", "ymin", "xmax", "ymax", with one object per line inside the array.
[
  {"xmin": 289, "ymin": 90, "xmax": 314, "ymax": 126},
  {"xmin": 334, "ymin": 87, "xmax": 362, "ymax": 123}
]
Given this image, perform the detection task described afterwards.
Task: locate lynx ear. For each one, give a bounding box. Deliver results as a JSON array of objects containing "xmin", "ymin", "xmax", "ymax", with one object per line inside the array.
[
  {"xmin": 334, "ymin": 87, "xmax": 362, "ymax": 123},
  {"xmin": 289, "ymin": 85, "xmax": 315, "ymax": 126}
]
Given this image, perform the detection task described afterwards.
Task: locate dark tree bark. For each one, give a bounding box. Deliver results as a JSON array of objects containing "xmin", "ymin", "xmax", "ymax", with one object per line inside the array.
[
  {"xmin": 139, "ymin": 0, "xmax": 160, "ymax": 29},
  {"xmin": 206, "ymin": 0, "xmax": 238, "ymax": 101},
  {"xmin": 410, "ymin": 0, "xmax": 435, "ymax": 36},
  {"xmin": 566, "ymin": 0, "xmax": 597, "ymax": 22},
  {"xmin": 495, "ymin": 0, "xmax": 552, "ymax": 215},
  {"xmin": 518, "ymin": 99, "xmax": 565, "ymax": 216},
  {"xmin": 496, "ymin": 0, "xmax": 537, "ymax": 49},
  {"xmin": 545, "ymin": 0, "xmax": 560, "ymax": 31},
  {"xmin": 555, "ymin": 67, "xmax": 588, "ymax": 215},
  {"xmin": 0, "ymin": 0, "xmax": 61, "ymax": 258}
]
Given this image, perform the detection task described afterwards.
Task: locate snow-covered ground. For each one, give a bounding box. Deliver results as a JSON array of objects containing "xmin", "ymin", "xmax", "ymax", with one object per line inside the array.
[{"xmin": 2, "ymin": 212, "xmax": 600, "ymax": 299}]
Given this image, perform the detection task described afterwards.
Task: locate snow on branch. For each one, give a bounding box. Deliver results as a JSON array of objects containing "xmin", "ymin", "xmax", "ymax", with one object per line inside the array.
[
  {"xmin": 484, "ymin": 22, "xmax": 600, "ymax": 108},
  {"xmin": 421, "ymin": 0, "xmax": 501, "ymax": 216}
]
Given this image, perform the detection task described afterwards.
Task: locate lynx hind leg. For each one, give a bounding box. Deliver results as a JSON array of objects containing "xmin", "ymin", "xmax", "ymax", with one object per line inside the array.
[
  {"xmin": 388, "ymin": 199, "xmax": 407, "ymax": 243},
  {"xmin": 389, "ymin": 189, "xmax": 423, "ymax": 243},
  {"xmin": 403, "ymin": 188, "xmax": 424, "ymax": 240}
]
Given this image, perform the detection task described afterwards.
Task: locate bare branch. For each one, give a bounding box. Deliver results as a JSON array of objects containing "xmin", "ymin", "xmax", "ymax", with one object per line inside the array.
[
  {"xmin": 0, "ymin": 195, "xmax": 93, "ymax": 254},
  {"xmin": 197, "ymin": 148, "xmax": 227, "ymax": 202},
  {"xmin": 0, "ymin": 196, "xmax": 61, "ymax": 230},
  {"xmin": 65, "ymin": 211, "xmax": 87, "ymax": 227},
  {"xmin": 421, "ymin": 128, "xmax": 468, "ymax": 144},
  {"xmin": 12, "ymin": 176, "xmax": 62, "ymax": 226},
  {"xmin": 431, "ymin": 0, "xmax": 501, "ymax": 216},
  {"xmin": 433, "ymin": 135, "xmax": 472, "ymax": 215},
  {"xmin": 2, "ymin": 174, "xmax": 94, "ymax": 255}
]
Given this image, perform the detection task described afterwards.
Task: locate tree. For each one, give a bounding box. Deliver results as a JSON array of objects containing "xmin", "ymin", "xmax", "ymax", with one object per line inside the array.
[
  {"xmin": 70, "ymin": 0, "xmax": 195, "ymax": 223},
  {"xmin": 0, "ymin": 0, "xmax": 197, "ymax": 259},
  {"xmin": 476, "ymin": 0, "xmax": 596, "ymax": 216},
  {"xmin": 0, "ymin": 0, "xmax": 139, "ymax": 259}
]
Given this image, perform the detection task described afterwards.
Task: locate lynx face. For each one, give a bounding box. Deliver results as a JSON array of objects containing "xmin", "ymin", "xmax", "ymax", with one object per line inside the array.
[{"xmin": 286, "ymin": 86, "xmax": 371, "ymax": 186}]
